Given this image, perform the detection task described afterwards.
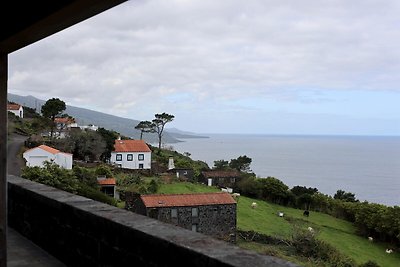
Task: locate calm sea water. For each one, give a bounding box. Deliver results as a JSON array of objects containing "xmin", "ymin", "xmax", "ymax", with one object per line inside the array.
[{"xmin": 168, "ymin": 134, "xmax": 400, "ymax": 206}]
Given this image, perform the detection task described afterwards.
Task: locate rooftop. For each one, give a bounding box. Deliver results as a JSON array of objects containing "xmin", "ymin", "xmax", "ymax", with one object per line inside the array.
[
  {"xmin": 141, "ymin": 192, "xmax": 237, "ymax": 208},
  {"xmin": 113, "ymin": 139, "xmax": 151, "ymax": 152},
  {"xmin": 7, "ymin": 104, "xmax": 21, "ymax": 110},
  {"xmin": 202, "ymin": 170, "xmax": 241, "ymax": 178}
]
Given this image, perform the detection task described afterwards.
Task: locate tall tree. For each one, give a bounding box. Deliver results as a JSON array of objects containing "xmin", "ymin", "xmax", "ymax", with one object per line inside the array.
[
  {"xmin": 41, "ymin": 98, "xmax": 66, "ymax": 138},
  {"xmin": 152, "ymin": 112, "xmax": 175, "ymax": 149},
  {"xmin": 135, "ymin": 120, "xmax": 155, "ymax": 140},
  {"xmin": 229, "ymin": 155, "xmax": 252, "ymax": 172},
  {"xmin": 213, "ymin": 159, "xmax": 229, "ymax": 170},
  {"xmin": 334, "ymin": 189, "xmax": 358, "ymax": 202}
]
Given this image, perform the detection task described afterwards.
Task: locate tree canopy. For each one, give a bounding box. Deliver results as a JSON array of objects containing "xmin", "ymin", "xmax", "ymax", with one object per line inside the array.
[
  {"xmin": 135, "ymin": 120, "xmax": 155, "ymax": 140},
  {"xmin": 152, "ymin": 112, "xmax": 174, "ymax": 149},
  {"xmin": 41, "ymin": 98, "xmax": 66, "ymax": 138},
  {"xmin": 229, "ymin": 155, "xmax": 252, "ymax": 172}
]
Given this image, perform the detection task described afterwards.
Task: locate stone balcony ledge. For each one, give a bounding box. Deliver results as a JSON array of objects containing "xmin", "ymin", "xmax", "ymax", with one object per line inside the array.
[{"xmin": 8, "ymin": 175, "xmax": 298, "ymax": 267}]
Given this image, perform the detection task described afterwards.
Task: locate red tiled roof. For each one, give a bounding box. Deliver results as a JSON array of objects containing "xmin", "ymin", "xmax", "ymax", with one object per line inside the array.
[
  {"xmin": 97, "ymin": 178, "xmax": 116, "ymax": 186},
  {"xmin": 54, "ymin": 117, "xmax": 75, "ymax": 124},
  {"xmin": 141, "ymin": 192, "xmax": 236, "ymax": 208},
  {"xmin": 113, "ymin": 139, "xmax": 151, "ymax": 152},
  {"xmin": 202, "ymin": 170, "xmax": 241, "ymax": 178},
  {"xmin": 7, "ymin": 104, "xmax": 21, "ymax": 110},
  {"xmin": 24, "ymin": 145, "xmax": 68, "ymax": 155},
  {"xmin": 37, "ymin": 145, "xmax": 60, "ymax": 154}
]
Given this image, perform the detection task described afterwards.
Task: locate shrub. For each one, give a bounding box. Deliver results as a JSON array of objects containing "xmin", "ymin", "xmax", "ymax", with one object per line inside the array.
[
  {"xmin": 291, "ymin": 228, "xmax": 356, "ymax": 267},
  {"xmin": 359, "ymin": 261, "xmax": 380, "ymax": 267},
  {"xmin": 76, "ymin": 184, "xmax": 117, "ymax": 206},
  {"xmin": 21, "ymin": 162, "xmax": 79, "ymax": 193}
]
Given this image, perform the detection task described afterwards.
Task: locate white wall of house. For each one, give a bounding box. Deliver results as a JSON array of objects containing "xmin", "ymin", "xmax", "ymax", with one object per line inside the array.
[
  {"xmin": 110, "ymin": 151, "xmax": 151, "ymax": 169},
  {"xmin": 8, "ymin": 106, "xmax": 23, "ymax": 118},
  {"xmin": 23, "ymin": 148, "xmax": 72, "ymax": 169},
  {"xmin": 55, "ymin": 153, "xmax": 73, "ymax": 169}
]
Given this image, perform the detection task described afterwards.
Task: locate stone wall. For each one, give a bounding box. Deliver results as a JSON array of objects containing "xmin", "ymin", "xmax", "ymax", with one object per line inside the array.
[
  {"xmin": 7, "ymin": 175, "xmax": 298, "ymax": 267},
  {"xmin": 156, "ymin": 204, "xmax": 236, "ymax": 242}
]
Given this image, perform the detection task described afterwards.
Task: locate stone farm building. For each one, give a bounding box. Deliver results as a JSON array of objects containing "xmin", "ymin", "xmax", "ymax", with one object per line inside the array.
[
  {"xmin": 110, "ymin": 139, "xmax": 151, "ymax": 170},
  {"xmin": 201, "ymin": 170, "xmax": 241, "ymax": 188},
  {"xmin": 126, "ymin": 192, "xmax": 237, "ymax": 242}
]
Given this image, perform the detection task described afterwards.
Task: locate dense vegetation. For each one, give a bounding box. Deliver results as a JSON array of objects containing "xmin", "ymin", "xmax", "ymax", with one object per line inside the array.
[
  {"xmin": 233, "ymin": 175, "xmax": 400, "ymax": 246},
  {"xmin": 21, "ymin": 162, "xmax": 117, "ymax": 206}
]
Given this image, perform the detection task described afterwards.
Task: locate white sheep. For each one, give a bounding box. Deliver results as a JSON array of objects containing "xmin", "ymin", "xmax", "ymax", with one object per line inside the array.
[
  {"xmin": 368, "ymin": 236, "xmax": 373, "ymax": 242},
  {"xmin": 251, "ymin": 202, "xmax": 258, "ymax": 209},
  {"xmin": 307, "ymin": 227, "xmax": 314, "ymax": 233},
  {"xmin": 386, "ymin": 249, "xmax": 393, "ymax": 254}
]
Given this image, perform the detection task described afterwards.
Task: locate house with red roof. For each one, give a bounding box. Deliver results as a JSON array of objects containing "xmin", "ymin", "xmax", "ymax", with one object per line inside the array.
[
  {"xmin": 97, "ymin": 177, "xmax": 116, "ymax": 198},
  {"xmin": 7, "ymin": 103, "xmax": 23, "ymax": 118},
  {"xmin": 22, "ymin": 145, "xmax": 73, "ymax": 169},
  {"xmin": 126, "ymin": 192, "xmax": 237, "ymax": 242},
  {"xmin": 110, "ymin": 139, "xmax": 151, "ymax": 170}
]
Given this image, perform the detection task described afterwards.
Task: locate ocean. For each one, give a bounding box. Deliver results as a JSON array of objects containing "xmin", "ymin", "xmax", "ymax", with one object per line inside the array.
[{"xmin": 168, "ymin": 134, "xmax": 400, "ymax": 207}]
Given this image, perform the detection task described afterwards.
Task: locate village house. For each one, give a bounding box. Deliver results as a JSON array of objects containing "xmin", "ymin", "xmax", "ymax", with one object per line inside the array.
[
  {"xmin": 201, "ymin": 170, "xmax": 241, "ymax": 188},
  {"xmin": 126, "ymin": 192, "xmax": 237, "ymax": 242},
  {"xmin": 168, "ymin": 168, "xmax": 194, "ymax": 181},
  {"xmin": 53, "ymin": 117, "xmax": 78, "ymax": 138},
  {"xmin": 97, "ymin": 176, "xmax": 116, "ymax": 198},
  {"xmin": 110, "ymin": 139, "xmax": 151, "ymax": 169},
  {"xmin": 23, "ymin": 144, "xmax": 73, "ymax": 169},
  {"xmin": 7, "ymin": 103, "xmax": 23, "ymax": 118},
  {"xmin": 166, "ymin": 157, "xmax": 194, "ymax": 181}
]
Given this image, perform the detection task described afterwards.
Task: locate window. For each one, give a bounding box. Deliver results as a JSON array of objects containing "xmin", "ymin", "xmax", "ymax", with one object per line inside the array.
[
  {"xmin": 171, "ymin": 208, "xmax": 177, "ymax": 218},
  {"xmin": 138, "ymin": 154, "xmax": 144, "ymax": 161},
  {"xmin": 191, "ymin": 207, "xmax": 198, "ymax": 217},
  {"xmin": 139, "ymin": 163, "xmax": 144, "ymax": 169},
  {"xmin": 127, "ymin": 154, "xmax": 133, "ymax": 161},
  {"xmin": 191, "ymin": 224, "xmax": 197, "ymax": 232},
  {"xmin": 116, "ymin": 154, "xmax": 122, "ymax": 161}
]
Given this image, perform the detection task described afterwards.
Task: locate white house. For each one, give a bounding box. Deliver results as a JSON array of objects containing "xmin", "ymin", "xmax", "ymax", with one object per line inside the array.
[
  {"xmin": 110, "ymin": 139, "xmax": 151, "ymax": 169},
  {"xmin": 7, "ymin": 103, "xmax": 23, "ymax": 118},
  {"xmin": 23, "ymin": 145, "xmax": 73, "ymax": 169}
]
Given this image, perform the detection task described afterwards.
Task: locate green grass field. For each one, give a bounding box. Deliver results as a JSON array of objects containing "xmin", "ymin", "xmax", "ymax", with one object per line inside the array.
[{"xmin": 158, "ymin": 182, "xmax": 400, "ymax": 266}]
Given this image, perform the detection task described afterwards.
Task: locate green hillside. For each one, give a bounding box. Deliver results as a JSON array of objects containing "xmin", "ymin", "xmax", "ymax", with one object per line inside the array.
[{"xmin": 158, "ymin": 182, "xmax": 400, "ymax": 267}]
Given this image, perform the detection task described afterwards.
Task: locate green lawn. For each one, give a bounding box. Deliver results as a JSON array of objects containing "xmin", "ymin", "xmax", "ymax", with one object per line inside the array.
[
  {"xmin": 237, "ymin": 196, "xmax": 400, "ymax": 267},
  {"xmin": 157, "ymin": 183, "xmax": 400, "ymax": 266}
]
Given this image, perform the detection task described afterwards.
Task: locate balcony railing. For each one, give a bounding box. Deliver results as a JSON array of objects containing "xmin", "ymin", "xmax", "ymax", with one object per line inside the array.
[{"xmin": 7, "ymin": 175, "xmax": 298, "ymax": 267}]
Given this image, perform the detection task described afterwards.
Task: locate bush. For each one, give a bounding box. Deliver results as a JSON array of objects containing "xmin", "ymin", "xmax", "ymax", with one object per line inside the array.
[
  {"xmin": 21, "ymin": 162, "xmax": 79, "ymax": 193},
  {"xmin": 359, "ymin": 261, "xmax": 380, "ymax": 267},
  {"xmin": 291, "ymin": 228, "xmax": 356, "ymax": 267},
  {"xmin": 76, "ymin": 184, "xmax": 117, "ymax": 206},
  {"xmin": 73, "ymin": 165, "xmax": 98, "ymax": 187}
]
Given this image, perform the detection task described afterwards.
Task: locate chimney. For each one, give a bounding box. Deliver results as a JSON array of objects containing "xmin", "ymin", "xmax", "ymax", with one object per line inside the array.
[{"xmin": 168, "ymin": 157, "xmax": 175, "ymax": 170}]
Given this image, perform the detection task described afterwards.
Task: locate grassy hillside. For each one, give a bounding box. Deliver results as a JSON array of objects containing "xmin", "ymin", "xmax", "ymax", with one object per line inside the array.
[{"xmin": 158, "ymin": 182, "xmax": 400, "ymax": 266}]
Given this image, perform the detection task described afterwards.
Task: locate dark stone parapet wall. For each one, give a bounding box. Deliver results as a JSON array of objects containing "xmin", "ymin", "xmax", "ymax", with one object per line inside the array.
[{"xmin": 7, "ymin": 175, "xmax": 298, "ymax": 267}]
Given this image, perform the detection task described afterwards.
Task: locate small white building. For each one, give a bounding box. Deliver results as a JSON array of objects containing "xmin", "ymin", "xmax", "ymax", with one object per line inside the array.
[
  {"xmin": 7, "ymin": 103, "xmax": 23, "ymax": 118},
  {"xmin": 23, "ymin": 145, "xmax": 73, "ymax": 169},
  {"xmin": 79, "ymin": 124, "xmax": 98, "ymax": 131},
  {"xmin": 110, "ymin": 139, "xmax": 151, "ymax": 169}
]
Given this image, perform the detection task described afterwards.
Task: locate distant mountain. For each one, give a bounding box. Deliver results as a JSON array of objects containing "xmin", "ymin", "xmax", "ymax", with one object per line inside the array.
[{"xmin": 8, "ymin": 93, "xmax": 206, "ymax": 143}]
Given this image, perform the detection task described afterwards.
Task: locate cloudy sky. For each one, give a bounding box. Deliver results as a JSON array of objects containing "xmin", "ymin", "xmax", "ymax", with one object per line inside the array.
[{"xmin": 8, "ymin": 0, "xmax": 400, "ymax": 135}]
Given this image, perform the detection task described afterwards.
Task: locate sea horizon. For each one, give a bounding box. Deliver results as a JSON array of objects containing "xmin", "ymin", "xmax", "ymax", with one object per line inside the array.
[{"xmin": 167, "ymin": 133, "xmax": 400, "ymax": 207}]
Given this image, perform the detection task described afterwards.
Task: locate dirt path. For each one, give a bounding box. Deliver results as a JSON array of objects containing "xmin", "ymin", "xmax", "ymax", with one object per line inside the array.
[{"xmin": 7, "ymin": 134, "xmax": 29, "ymax": 176}]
